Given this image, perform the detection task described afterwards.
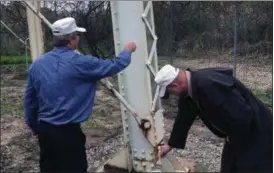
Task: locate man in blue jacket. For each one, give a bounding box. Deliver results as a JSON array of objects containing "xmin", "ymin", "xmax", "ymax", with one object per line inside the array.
[{"xmin": 24, "ymin": 17, "xmax": 136, "ymax": 173}]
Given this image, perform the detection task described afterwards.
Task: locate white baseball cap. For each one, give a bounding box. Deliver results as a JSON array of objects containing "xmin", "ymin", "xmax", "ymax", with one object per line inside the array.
[
  {"xmin": 154, "ymin": 64, "xmax": 179, "ymax": 97},
  {"xmin": 52, "ymin": 17, "xmax": 86, "ymax": 36}
]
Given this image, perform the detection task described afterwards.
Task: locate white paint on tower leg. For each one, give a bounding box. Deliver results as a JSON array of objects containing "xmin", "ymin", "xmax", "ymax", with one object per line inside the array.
[
  {"xmin": 110, "ymin": 1, "xmax": 164, "ymax": 172},
  {"xmin": 25, "ymin": 0, "xmax": 44, "ymax": 61}
]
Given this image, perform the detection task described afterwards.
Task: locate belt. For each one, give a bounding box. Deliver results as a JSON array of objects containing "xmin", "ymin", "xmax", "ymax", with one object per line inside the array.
[{"xmin": 39, "ymin": 120, "xmax": 80, "ymax": 128}]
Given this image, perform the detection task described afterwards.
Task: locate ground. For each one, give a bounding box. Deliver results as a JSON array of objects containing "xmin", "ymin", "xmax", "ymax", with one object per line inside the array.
[{"xmin": 1, "ymin": 55, "xmax": 272, "ymax": 172}]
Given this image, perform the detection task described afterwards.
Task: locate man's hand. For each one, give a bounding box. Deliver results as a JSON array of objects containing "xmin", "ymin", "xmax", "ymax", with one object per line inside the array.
[
  {"xmin": 158, "ymin": 143, "xmax": 172, "ymax": 159},
  {"xmin": 124, "ymin": 42, "xmax": 136, "ymax": 53},
  {"xmin": 28, "ymin": 129, "xmax": 38, "ymax": 139}
]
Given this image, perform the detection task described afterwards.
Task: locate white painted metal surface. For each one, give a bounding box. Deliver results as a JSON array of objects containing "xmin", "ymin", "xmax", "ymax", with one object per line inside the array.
[
  {"xmin": 25, "ymin": 0, "xmax": 44, "ymax": 61},
  {"xmin": 110, "ymin": 1, "xmax": 164, "ymax": 172}
]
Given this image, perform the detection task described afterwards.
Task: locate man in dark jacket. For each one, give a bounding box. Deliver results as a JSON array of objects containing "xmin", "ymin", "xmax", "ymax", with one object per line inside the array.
[{"xmin": 155, "ymin": 64, "xmax": 272, "ymax": 173}]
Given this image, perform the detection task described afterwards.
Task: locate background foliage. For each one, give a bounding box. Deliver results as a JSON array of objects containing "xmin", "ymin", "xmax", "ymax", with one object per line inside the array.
[{"xmin": 1, "ymin": 1, "xmax": 272, "ymax": 58}]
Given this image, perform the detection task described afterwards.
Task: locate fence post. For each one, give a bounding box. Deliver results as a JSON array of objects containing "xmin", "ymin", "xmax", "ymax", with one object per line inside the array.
[
  {"xmin": 25, "ymin": 38, "xmax": 29, "ymax": 71},
  {"xmin": 233, "ymin": 3, "xmax": 238, "ymax": 77}
]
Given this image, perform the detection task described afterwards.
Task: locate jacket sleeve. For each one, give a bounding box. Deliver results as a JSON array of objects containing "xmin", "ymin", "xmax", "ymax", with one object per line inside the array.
[
  {"xmin": 24, "ymin": 67, "xmax": 39, "ymax": 134},
  {"xmin": 168, "ymin": 95, "xmax": 200, "ymax": 149},
  {"xmin": 71, "ymin": 49, "xmax": 132, "ymax": 81}
]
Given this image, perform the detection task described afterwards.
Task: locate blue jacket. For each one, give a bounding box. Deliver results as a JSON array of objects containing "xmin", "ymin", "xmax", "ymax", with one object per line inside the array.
[{"xmin": 24, "ymin": 46, "xmax": 132, "ymax": 133}]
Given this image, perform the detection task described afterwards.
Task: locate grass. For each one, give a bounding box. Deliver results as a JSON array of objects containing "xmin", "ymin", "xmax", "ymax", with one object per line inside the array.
[
  {"xmin": 253, "ymin": 89, "xmax": 273, "ymax": 107},
  {"xmin": 1, "ymin": 101, "xmax": 104, "ymax": 129},
  {"xmin": 82, "ymin": 118, "xmax": 103, "ymax": 129},
  {"xmin": 1, "ymin": 102, "xmax": 24, "ymax": 117},
  {"xmin": 1, "ymin": 89, "xmax": 271, "ymax": 116},
  {"xmin": 1, "ymin": 103, "xmax": 104, "ymax": 129},
  {"xmin": 1, "ymin": 55, "xmax": 31, "ymax": 65},
  {"xmin": 1, "ymin": 55, "xmax": 272, "ymax": 127}
]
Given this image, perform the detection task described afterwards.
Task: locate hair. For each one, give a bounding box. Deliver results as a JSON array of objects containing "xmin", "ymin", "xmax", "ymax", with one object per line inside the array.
[{"xmin": 52, "ymin": 32, "xmax": 78, "ymax": 47}]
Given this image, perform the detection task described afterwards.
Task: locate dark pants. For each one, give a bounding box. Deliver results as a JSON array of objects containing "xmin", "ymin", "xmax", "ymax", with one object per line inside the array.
[
  {"xmin": 38, "ymin": 121, "xmax": 87, "ymax": 173},
  {"xmin": 221, "ymin": 141, "xmax": 273, "ymax": 173}
]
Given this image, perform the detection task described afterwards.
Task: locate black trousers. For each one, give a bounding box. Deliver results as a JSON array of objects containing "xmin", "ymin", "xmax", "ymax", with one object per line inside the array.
[
  {"xmin": 38, "ymin": 121, "xmax": 87, "ymax": 173},
  {"xmin": 221, "ymin": 141, "xmax": 273, "ymax": 173}
]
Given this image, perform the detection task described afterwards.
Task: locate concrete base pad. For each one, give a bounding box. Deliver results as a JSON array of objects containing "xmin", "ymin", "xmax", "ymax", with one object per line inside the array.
[{"xmin": 96, "ymin": 147, "xmax": 208, "ymax": 172}]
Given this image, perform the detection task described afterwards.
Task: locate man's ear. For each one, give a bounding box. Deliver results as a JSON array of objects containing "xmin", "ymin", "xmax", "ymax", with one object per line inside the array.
[{"xmin": 172, "ymin": 82, "xmax": 180, "ymax": 89}]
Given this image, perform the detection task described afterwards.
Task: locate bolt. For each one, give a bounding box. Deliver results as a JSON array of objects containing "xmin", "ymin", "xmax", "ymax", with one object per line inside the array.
[
  {"xmin": 133, "ymin": 154, "xmax": 138, "ymax": 159},
  {"xmin": 144, "ymin": 122, "xmax": 151, "ymax": 129},
  {"xmin": 142, "ymin": 162, "xmax": 146, "ymax": 167},
  {"xmin": 115, "ymin": 27, "xmax": 119, "ymax": 30}
]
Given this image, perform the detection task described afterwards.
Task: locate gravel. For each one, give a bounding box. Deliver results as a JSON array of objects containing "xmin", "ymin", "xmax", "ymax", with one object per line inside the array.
[
  {"xmin": 87, "ymin": 135, "xmax": 125, "ymax": 172},
  {"xmin": 86, "ymin": 126, "xmax": 224, "ymax": 172},
  {"xmin": 172, "ymin": 133, "xmax": 224, "ymax": 172}
]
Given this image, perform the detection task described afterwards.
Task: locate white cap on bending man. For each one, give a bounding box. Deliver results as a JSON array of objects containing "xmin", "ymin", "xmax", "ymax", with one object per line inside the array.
[{"xmin": 154, "ymin": 64, "xmax": 191, "ymax": 99}]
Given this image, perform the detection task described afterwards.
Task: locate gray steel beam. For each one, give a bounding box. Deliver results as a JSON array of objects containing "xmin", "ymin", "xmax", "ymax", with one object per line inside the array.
[{"xmin": 110, "ymin": 1, "xmax": 164, "ymax": 172}]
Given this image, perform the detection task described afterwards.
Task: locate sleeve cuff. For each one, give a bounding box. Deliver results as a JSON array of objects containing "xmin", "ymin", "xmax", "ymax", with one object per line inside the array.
[{"xmin": 121, "ymin": 48, "xmax": 131, "ymax": 55}]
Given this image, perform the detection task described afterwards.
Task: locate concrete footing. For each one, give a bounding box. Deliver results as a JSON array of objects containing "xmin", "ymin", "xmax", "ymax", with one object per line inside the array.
[{"xmin": 96, "ymin": 147, "xmax": 208, "ymax": 172}]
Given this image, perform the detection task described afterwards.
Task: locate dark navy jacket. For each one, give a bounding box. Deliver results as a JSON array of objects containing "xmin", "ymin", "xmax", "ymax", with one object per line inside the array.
[{"xmin": 168, "ymin": 68, "xmax": 272, "ymax": 172}]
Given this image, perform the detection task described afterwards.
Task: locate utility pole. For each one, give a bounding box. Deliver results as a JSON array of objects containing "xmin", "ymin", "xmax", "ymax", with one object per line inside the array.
[{"xmin": 25, "ymin": 0, "xmax": 44, "ymax": 61}]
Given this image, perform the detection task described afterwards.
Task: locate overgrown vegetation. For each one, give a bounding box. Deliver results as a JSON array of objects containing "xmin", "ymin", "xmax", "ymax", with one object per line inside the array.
[
  {"xmin": 0, "ymin": 1, "xmax": 272, "ymax": 123},
  {"xmin": 1, "ymin": 1, "xmax": 272, "ymax": 58},
  {"xmin": 1, "ymin": 102, "xmax": 24, "ymax": 117},
  {"xmin": 253, "ymin": 89, "xmax": 273, "ymax": 108},
  {"xmin": 1, "ymin": 55, "xmax": 31, "ymax": 65}
]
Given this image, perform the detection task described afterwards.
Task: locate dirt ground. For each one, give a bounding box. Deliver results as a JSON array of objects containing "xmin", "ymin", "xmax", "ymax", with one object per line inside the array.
[{"xmin": 1, "ymin": 56, "xmax": 272, "ymax": 172}]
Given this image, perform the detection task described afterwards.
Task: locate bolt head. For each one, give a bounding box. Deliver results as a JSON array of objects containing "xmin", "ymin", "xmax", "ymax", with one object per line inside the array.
[{"xmin": 144, "ymin": 122, "xmax": 151, "ymax": 129}]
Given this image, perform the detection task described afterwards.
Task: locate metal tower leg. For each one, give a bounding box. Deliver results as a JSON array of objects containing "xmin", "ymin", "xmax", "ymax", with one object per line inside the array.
[
  {"xmin": 97, "ymin": 1, "xmax": 200, "ymax": 172},
  {"xmin": 109, "ymin": 1, "xmax": 162, "ymax": 172},
  {"xmin": 25, "ymin": 0, "xmax": 44, "ymax": 61}
]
